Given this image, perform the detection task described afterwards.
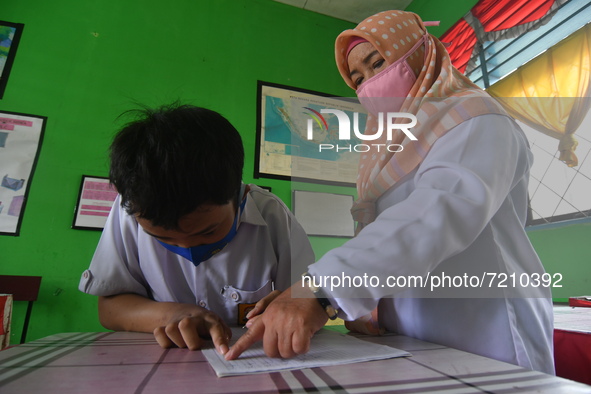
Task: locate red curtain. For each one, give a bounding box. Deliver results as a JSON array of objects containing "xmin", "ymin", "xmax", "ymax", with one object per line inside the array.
[
  {"xmin": 440, "ymin": 0, "xmax": 560, "ymax": 73},
  {"xmin": 473, "ymin": 0, "xmax": 556, "ymax": 32},
  {"xmin": 440, "ymin": 19, "xmax": 476, "ymax": 73}
]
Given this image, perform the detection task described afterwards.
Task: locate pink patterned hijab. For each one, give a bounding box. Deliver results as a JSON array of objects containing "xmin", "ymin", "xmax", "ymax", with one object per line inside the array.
[{"xmin": 335, "ymin": 10, "xmax": 507, "ymax": 228}]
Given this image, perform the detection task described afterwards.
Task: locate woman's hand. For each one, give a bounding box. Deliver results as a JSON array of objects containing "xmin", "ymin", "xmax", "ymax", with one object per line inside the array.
[
  {"xmin": 225, "ymin": 282, "xmax": 328, "ymax": 359},
  {"xmin": 243, "ymin": 290, "xmax": 281, "ymax": 326},
  {"xmin": 345, "ymin": 314, "xmax": 384, "ymax": 336}
]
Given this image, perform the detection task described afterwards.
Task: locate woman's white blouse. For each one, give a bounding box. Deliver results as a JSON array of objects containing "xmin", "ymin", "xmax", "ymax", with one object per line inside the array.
[{"xmin": 309, "ymin": 114, "xmax": 555, "ymax": 374}]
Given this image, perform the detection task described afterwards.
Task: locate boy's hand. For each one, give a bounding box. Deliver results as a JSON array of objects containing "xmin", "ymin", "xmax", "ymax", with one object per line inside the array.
[
  {"xmin": 153, "ymin": 307, "xmax": 232, "ymax": 355},
  {"xmin": 98, "ymin": 294, "xmax": 231, "ymax": 354},
  {"xmin": 224, "ymin": 282, "xmax": 328, "ymax": 359}
]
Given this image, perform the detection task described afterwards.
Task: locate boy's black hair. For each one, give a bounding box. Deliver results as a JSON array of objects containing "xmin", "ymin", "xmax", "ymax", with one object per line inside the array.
[{"xmin": 109, "ymin": 102, "xmax": 244, "ymax": 229}]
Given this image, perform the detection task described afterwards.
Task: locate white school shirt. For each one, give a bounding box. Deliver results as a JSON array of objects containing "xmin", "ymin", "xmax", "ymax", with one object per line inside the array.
[
  {"xmin": 308, "ymin": 115, "xmax": 555, "ymax": 374},
  {"xmin": 79, "ymin": 184, "xmax": 314, "ymax": 325}
]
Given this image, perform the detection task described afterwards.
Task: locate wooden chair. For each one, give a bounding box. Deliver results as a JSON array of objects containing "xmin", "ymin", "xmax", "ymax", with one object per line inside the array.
[{"xmin": 0, "ymin": 275, "xmax": 42, "ymax": 343}]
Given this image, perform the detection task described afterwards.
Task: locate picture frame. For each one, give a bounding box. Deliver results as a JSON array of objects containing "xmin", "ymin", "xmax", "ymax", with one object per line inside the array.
[
  {"xmin": 0, "ymin": 110, "xmax": 46, "ymax": 236},
  {"xmin": 255, "ymin": 81, "xmax": 367, "ymax": 187},
  {"xmin": 72, "ymin": 175, "xmax": 118, "ymax": 230},
  {"xmin": 0, "ymin": 21, "xmax": 24, "ymax": 99}
]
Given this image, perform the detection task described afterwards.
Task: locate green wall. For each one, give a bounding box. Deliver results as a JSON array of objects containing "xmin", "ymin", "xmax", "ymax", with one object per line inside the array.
[
  {"xmin": 406, "ymin": 0, "xmax": 481, "ymax": 36},
  {"xmin": 0, "ymin": 0, "xmax": 358, "ymax": 344},
  {"xmin": 527, "ymin": 220, "xmax": 591, "ymax": 302}
]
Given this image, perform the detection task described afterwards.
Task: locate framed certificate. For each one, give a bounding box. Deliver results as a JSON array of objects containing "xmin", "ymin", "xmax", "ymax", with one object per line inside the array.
[
  {"xmin": 72, "ymin": 175, "xmax": 118, "ymax": 230},
  {"xmin": 0, "ymin": 110, "xmax": 46, "ymax": 236}
]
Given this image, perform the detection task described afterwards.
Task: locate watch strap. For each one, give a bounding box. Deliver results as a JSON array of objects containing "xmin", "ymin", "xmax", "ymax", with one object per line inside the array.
[{"xmin": 302, "ymin": 272, "xmax": 338, "ymax": 320}]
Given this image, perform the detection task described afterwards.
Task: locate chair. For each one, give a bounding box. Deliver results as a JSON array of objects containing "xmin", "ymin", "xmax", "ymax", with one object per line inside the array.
[{"xmin": 0, "ymin": 275, "xmax": 42, "ymax": 343}]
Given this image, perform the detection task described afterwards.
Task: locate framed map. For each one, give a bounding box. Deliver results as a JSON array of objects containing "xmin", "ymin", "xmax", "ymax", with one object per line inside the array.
[{"xmin": 255, "ymin": 81, "xmax": 367, "ymax": 187}]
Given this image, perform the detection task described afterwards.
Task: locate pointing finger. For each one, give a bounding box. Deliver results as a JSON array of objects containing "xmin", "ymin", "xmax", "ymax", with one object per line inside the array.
[{"xmin": 224, "ymin": 319, "xmax": 264, "ymax": 360}]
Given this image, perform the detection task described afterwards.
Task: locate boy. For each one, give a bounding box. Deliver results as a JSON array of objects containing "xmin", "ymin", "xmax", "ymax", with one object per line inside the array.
[{"xmin": 79, "ymin": 103, "xmax": 314, "ymax": 355}]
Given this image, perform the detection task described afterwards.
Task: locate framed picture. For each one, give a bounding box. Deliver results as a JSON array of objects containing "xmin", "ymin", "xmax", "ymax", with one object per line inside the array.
[
  {"xmin": 0, "ymin": 21, "xmax": 24, "ymax": 99},
  {"xmin": 255, "ymin": 81, "xmax": 367, "ymax": 187},
  {"xmin": 292, "ymin": 190, "xmax": 355, "ymax": 238},
  {"xmin": 72, "ymin": 175, "xmax": 118, "ymax": 230},
  {"xmin": 0, "ymin": 111, "xmax": 46, "ymax": 236}
]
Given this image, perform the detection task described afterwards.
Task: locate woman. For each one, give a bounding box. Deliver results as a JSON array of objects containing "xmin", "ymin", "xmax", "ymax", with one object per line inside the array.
[{"xmin": 227, "ymin": 10, "xmax": 554, "ymax": 375}]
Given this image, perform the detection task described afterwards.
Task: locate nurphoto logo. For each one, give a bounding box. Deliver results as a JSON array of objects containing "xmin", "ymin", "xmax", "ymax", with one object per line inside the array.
[{"xmin": 306, "ymin": 109, "xmax": 418, "ymax": 152}]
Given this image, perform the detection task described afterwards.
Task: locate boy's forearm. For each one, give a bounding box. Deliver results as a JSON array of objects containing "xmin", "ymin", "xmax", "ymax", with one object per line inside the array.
[{"xmin": 98, "ymin": 293, "xmax": 200, "ymax": 332}]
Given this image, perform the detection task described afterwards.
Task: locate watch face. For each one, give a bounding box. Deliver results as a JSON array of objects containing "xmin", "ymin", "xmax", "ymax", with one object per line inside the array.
[{"xmin": 302, "ymin": 272, "xmax": 337, "ymax": 318}]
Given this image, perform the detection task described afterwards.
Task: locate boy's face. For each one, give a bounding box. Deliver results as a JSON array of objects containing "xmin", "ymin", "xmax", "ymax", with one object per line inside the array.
[{"xmin": 136, "ymin": 201, "xmax": 236, "ymax": 248}]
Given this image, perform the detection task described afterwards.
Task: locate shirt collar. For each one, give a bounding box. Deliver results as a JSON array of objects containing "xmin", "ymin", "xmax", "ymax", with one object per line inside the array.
[{"xmin": 238, "ymin": 187, "xmax": 268, "ymax": 227}]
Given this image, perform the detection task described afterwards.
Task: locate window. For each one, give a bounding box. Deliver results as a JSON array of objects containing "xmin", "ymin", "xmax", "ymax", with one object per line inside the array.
[
  {"xmin": 463, "ymin": 0, "xmax": 591, "ymax": 88},
  {"xmin": 521, "ymin": 113, "xmax": 591, "ymax": 225},
  {"xmin": 441, "ymin": 0, "xmax": 591, "ymax": 225}
]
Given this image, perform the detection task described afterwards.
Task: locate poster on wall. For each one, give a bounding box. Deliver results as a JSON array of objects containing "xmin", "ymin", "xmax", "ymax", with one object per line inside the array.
[
  {"xmin": 255, "ymin": 81, "xmax": 367, "ymax": 187},
  {"xmin": 0, "ymin": 111, "xmax": 46, "ymax": 236},
  {"xmin": 72, "ymin": 175, "xmax": 117, "ymax": 230},
  {"xmin": 293, "ymin": 190, "xmax": 355, "ymax": 237},
  {"xmin": 0, "ymin": 21, "xmax": 24, "ymax": 99}
]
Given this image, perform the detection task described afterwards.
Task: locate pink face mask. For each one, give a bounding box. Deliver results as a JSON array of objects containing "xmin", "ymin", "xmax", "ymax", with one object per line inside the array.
[{"xmin": 356, "ymin": 34, "xmax": 427, "ymax": 116}]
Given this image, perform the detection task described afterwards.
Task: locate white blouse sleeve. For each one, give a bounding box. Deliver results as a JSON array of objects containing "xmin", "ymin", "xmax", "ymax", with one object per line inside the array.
[{"xmin": 308, "ymin": 114, "xmax": 532, "ymax": 319}]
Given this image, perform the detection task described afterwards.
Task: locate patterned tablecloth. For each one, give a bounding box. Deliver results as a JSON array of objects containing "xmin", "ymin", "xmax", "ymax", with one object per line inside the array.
[{"xmin": 1, "ymin": 328, "xmax": 590, "ymax": 393}]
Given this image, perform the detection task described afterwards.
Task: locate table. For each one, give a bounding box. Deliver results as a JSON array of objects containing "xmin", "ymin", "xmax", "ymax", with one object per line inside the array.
[
  {"xmin": 554, "ymin": 304, "xmax": 591, "ymax": 385},
  {"xmin": 1, "ymin": 330, "xmax": 590, "ymax": 393}
]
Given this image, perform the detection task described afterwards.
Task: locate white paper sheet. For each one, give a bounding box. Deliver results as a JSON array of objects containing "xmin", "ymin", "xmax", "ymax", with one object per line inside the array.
[
  {"xmin": 293, "ymin": 190, "xmax": 355, "ymax": 237},
  {"xmin": 203, "ymin": 328, "xmax": 410, "ymax": 377}
]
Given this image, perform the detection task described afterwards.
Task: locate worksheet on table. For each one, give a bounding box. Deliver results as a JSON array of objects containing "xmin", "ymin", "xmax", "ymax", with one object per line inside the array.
[{"xmin": 203, "ymin": 327, "xmax": 411, "ymax": 377}]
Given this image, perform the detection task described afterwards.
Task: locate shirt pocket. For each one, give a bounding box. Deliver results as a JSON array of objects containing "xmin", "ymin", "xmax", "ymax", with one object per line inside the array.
[
  {"xmin": 221, "ymin": 279, "xmax": 274, "ymax": 304},
  {"xmin": 221, "ymin": 280, "xmax": 275, "ymax": 326}
]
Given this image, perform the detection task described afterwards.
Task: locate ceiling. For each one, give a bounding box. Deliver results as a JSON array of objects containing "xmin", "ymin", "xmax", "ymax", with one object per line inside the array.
[{"xmin": 272, "ymin": 0, "xmax": 415, "ymax": 23}]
